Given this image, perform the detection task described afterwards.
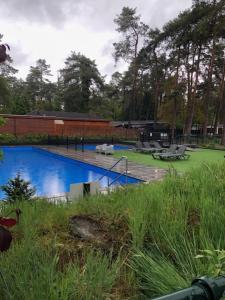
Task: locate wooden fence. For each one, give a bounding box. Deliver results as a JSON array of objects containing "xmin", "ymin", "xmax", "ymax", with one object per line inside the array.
[{"xmin": 0, "ymin": 116, "xmax": 138, "ymax": 140}]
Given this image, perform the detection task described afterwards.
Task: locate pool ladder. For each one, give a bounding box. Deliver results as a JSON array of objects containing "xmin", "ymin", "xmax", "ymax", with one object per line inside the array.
[{"xmin": 98, "ymin": 156, "xmax": 128, "ymax": 188}]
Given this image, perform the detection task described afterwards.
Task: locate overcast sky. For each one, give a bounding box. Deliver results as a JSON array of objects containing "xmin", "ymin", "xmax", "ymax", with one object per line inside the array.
[{"xmin": 0, "ymin": 0, "xmax": 192, "ymax": 82}]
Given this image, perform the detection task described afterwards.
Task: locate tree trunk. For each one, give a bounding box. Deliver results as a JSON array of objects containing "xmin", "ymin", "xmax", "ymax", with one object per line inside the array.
[
  {"xmin": 222, "ymin": 116, "xmax": 225, "ymax": 145},
  {"xmin": 203, "ymin": 40, "xmax": 216, "ymax": 136},
  {"xmin": 219, "ymin": 60, "xmax": 225, "ymax": 144},
  {"xmin": 171, "ymin": 47, "xmax": 181, "ymax": 142},
  {"xmin": 184, "ymin": 45, "xmax": 202, "ymax": 135},
  {"xmin": 153, "ymin": 50, "xmax": 159, "ymax": 123},
  {"xmin": 130, "ymin": 31, "xmax": 139, "ymax": 121}
]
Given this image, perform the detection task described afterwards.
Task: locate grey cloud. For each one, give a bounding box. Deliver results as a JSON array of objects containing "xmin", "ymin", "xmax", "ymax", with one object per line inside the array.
[
  {"xmin": 0, "ymin": 0, "xmax": 80, "ymax": 27},
  {"xmin": 10, "ymin": 43, "xmax": 30, "ymax": 66},
  {"xmin": 142, "ymin": 0, "xmax": 193, "ymax": 29},
  {"xmin": 0, "ymin": 0, "xmax": 192, "ymax": 81},
  {"xmin": 0, "ymin": 0, "xmax": 192, "ymax": 30},
  {"xmin": 72, "ymin": 0, "xmax": 193, "ymax": 31}
]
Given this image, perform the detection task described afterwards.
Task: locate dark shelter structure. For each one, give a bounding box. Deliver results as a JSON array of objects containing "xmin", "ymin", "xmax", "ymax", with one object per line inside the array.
[{"xmin": 113, "ymin": 120, "xmax": 170, "ymax": 142}]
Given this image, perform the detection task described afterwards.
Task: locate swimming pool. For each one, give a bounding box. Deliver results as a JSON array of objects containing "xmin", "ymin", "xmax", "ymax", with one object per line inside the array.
[
  {"xmin": 71, "ymin": 144, "xmax": 130, "ymax": 151},
  {"xmin": 0, "ymin": 146, "xmax": 139, "ymax": 199}
]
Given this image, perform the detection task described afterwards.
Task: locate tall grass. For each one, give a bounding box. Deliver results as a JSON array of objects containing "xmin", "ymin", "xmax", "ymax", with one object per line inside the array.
[
  {"xmin": 0, "ymin": 236, "xmax": 121, "ymax": 299},
  {"xmin": 1, "ymin": 162, "xmax": 225, "ymax": 298},
  {"xmin": 129, "ymin": 162, "xmax": 225, "ymax": 297}
]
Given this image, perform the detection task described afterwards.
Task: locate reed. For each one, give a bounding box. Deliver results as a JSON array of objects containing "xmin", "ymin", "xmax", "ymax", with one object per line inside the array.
[{"xmin": 1, "ymin": 162, "xmax": 225, "ymax": 298}]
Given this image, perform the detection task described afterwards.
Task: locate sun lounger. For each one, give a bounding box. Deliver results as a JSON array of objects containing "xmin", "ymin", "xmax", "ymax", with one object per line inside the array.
[
  {"xmin": 134, "ymin": 141, "xmax": 144, "ymax": 152},
  {"xmin": 139, "ymin": 141, "xmax": 165, "ymax": 154},
  {"xmin": 153, "ymin": 145, "xmax": 190, "ymax": 161},
  {"xmin": 152, "ymin": 144, "xmax": 178, "ymax": 159}
]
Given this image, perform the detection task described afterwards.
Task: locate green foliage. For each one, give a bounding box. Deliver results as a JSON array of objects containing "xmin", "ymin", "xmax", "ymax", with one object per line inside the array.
[
  {"xmin": 1, "ymin": 173, "xmax": 36, "ymax": 202},
  {"xmin": 0, "ymin": 76, "xmax": 10, "ymax": 110},
  {"xmin": 0, "ymin": 116, "xmax": 5, "ymax": 127},
  {"xmin": 71, "ymin": 251, "xmax": 120, "ymax": 300},
  {"xmin": 113, "ymin": 7, "xmax": 148, "ymax": 63},
  {"xmin": 195, "ymin": 249, "xmax": 225, "ymax": 277},
  {"xmin": 131, "ymin": 250, "xmax": 189, "ymax": 297},
  {"xmin": 60, "ymin": 52, "xmax": 104, "ymax": 112},
  {"xmin": 0, "ymin": 200, "xmax": 122, "ymax": 300},
  {"xmin": 113, "ymin": 7, "xmax": 149, "ymax": 119},
  {"xmin": 1, "ymin": 2, "xmax": 225, "ymax": 128},
  {"xmin": 0, "ymin": 133, "xmax": 17, "ymax": 144},
  {"xmin": 0, "ymin": 133, "xmax": 48, "ymax": 145},
  {"xmin": 0, "ymin": 117, "xmax": 5, "ymax": 159},
  {"xmin": 25, "ymin": 59, "xmax": 58, "ymax": 111},
  {"xmin": 1, "ymin": 162, "xmax": 225, "ymax": 298},
  {"xmin": 0, "ymin": 243, "xmax": 120, "ymax": 300},
  {"xmin": 77, "ymin": 161, "xmax": 225, "ymax": 298},
  {"xmin": 8, "ymin": 79, "xmax": 31, "ymax": 114}
]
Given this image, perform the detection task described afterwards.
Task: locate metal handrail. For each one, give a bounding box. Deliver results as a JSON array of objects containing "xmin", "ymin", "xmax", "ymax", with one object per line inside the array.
[
  {"xmin": 98, "ymin": 156, "xmax": 128, "ymax": 187},
  {"xmin": 153, "ymin": 276, "xmax": 225, "ymax": 300},
  {"xmin": 108, "ymin": 171, "xmax": 126, "ymax": 187}
]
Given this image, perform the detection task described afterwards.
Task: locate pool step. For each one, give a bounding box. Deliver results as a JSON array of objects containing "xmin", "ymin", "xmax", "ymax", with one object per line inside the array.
[{"xmin": 45, "ymin": 182, "xmax": 124, "ymax": 204}]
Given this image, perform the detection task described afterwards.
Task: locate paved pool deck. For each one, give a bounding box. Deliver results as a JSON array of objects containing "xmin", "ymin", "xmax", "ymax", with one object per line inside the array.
[{"xmin": 39, "ymin": 146, "xmax": 167, "ymax": 182}]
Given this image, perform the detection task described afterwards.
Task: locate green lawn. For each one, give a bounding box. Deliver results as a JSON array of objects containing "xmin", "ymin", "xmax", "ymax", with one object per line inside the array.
[{"xmin": 114, "ymin": 148, "xmax": 225, "ymax": 172}]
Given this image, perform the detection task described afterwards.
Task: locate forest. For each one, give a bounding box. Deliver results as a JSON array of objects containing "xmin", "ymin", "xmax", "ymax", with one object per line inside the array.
[{"xmin": 0, "ymin": 0, "xmax": 224, "ymax": 139}]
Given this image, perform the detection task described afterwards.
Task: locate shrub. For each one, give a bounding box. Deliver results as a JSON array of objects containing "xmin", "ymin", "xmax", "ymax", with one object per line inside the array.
[
  {"xmin": 1, "ymin": 173, "xmax": 36, "ymax": 202},
  {"xmin": 0, "ymin": 133, "xmax": 16, "ymax": 144},
  {"xmin": 0, "ymin": 133, "xmax": 48, "ymax": 145}
]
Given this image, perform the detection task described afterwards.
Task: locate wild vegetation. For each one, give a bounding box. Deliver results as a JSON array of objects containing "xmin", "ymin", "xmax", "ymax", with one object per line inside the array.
[
  {"xmin": 0, "ymin": 162, "xmax": 225, "ymax": 299},
  {"xmin": 0, "ymin": 0, "xmax": 225, "ymax": 139}
]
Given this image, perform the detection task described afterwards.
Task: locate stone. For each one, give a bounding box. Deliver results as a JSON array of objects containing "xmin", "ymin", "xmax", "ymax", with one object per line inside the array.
[{"xmin": 69, "ymin": 215, "xmax": 108, "ymax": 244}]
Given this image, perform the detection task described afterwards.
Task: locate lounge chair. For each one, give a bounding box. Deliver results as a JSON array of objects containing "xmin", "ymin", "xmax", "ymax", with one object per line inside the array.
[
  {"xmin": 140, "ymin": 141, "xmax": 165, "ymax": 154},
  {"xmin": 152, "ymin": 144, "xmax": 177, "ymax": 159},
  {"xmin": 153, "ymin": 145, "xmax": 190, "ymax": 161},
  {"xmin": 143, "ymin": 141, "xmax": 152, "ymax": 148},
  {"xmin": 134, "ymin": 141, "xmax": 144, "ymax": 152},
  {"xmin": 152, "ymin": 141, "xmax": 162, "ymax": 149}
]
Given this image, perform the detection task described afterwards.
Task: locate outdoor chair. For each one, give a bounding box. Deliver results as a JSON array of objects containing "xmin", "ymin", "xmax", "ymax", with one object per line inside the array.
[
  {"xmin": 103, "ymin": 145, "xmax": 114, "ymax": 155},
  {"xmin": 139, "ymin": 141, "xmax": 156, "ymax": 153},
  {"xmin": 152, "ymin": 145, "xmax": 190, "ymax": 161},
  {"xmin": 143, "ymin": 141, "xmax": 152, "ymax": 148},
  {"xmin": 134, "ymin": 141, "xmax": 144, "ymax": 152},
  {"xmin": 96, "ymin": 144, "xmax": 107, "ymax": 153},
  {"xmin": 152, "ymin": 144, "xmax": 178, "ymax": 159},
  {"xmin": 140, "ymin": 141, "xmax": 165, "ymax": 154},
  {"xmin": 152, "ymin": 141, "xmax": 162, "ymax": 149},
  {"xmin": 96, "ymin": 144, "xmax": 114, "ymax": 155}
]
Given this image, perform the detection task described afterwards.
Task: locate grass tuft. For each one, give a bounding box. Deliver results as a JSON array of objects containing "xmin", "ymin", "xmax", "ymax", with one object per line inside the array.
[{"xmin": 1, "ymin": 161, "xmax": 225, "ymax": 298}]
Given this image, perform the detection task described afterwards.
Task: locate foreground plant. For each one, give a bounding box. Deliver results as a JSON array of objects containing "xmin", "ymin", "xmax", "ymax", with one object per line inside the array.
[
  {"xmin": 0, "ymin": 162, "xmax": 225, "ymax": 298},
  {"xmin": 195, "ymin": 249, "xmax": 225, "ymax": 277}
]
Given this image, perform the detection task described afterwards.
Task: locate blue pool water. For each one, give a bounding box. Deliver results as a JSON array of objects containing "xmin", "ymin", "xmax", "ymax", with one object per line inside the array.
[
  {"xmin": 72, "ymin": 144, "xmax": 130, "ymax": 151},
  {"xmin": 0, "ymin": 146, "xmax": 139, "ymax": 199}
]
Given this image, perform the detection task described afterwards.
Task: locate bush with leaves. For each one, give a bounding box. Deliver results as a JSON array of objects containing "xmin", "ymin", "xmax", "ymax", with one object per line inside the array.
[
  {"xmin": 1, "ymin": 173, "xmax": 36, "ymax": 202},
  {"xmin": 0, "ymin": 117, "xmax": 5, "ymax": 160}
]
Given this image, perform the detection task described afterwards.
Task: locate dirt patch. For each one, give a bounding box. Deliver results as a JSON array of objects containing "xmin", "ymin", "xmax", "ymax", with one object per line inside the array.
[
  {"xmin": 68, "ymin": 214, "xmax": 131, "ymax": 255},
  {"xmin": 69, "ymin": 215, "xmax": 107, "ymax": 243}
]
